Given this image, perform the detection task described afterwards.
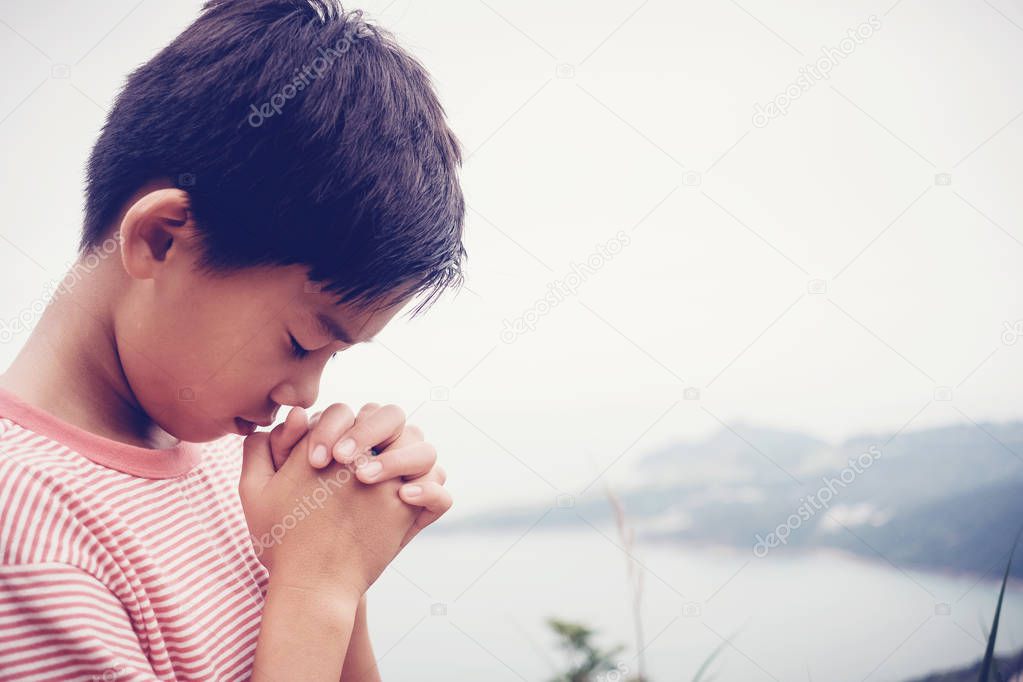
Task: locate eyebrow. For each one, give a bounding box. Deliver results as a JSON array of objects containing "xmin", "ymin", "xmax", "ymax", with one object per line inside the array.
[{"xmin": 313, "ymin": 312, "xmax": 374, "ymax": 345}]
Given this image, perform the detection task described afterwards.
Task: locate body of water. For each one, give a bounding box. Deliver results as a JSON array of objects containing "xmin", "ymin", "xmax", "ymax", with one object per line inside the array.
[{"xmin": 366, "ymin": 524, "xmax": 1023, "ymax": 681}]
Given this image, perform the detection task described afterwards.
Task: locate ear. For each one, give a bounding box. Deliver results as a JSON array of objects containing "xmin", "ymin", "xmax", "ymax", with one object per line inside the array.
[{"xmin": 118, "ymin": 188, "xmax": 195, "ymax": 281}]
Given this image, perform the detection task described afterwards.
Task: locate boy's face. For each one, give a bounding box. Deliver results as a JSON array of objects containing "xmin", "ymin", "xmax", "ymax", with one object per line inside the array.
[{"xmin": 114, "ymin": 187, "xmax": 407, "ymax": 444}]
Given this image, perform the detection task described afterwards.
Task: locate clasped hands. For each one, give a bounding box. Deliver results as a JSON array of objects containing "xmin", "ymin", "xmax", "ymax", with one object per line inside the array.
[{"xmin": 277, "ymin": 403, "xmax": 449, "ymax": 548}]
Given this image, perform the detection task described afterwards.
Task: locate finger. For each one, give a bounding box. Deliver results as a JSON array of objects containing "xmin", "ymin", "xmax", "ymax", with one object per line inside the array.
[
  {"xmin": 332, "ymin": 403, "xmax": 406, "ymax": 465},
  {"xmin": 403, "ymin": 424, "xmax": 424, "ymax": 441},
  {"xmin": 305, "ymin": 403, "xmax": 357, "ymax": 468},
  {"xmin": 356, "ymin": 421, "xmax": 427, "ymax": 478},
  {"xmin": 239, "ymin": 432, "xmax": 275, "ymax": 502},
  {"xmin": 355, "ymin": 441, "xmax": 437, "ymax": 484},
  {"xmin": 394, "ymin": 459, "xmax": 445, "ymax": 486},
  {"xmin": 334, "ymin": 403, "xmax": 382, "ymax": 461},
  {"xmin": 345, "ymin": 402, "xmax": 384, "ymax": 457},
  {"xmin": 406, "ymin": 463, "xmax": 445, "ymax": 486},
  {"xmin": 399, "ymin": 482, "xmax": 451, "ymax": 520},
  {"xmin": 356, "ymin": 403, "xmax": 381, "ymax": 420},
  {"xmin": 269, "ymin": 406, "xmax": 309, "ymax": 471},
  {"xmin": 397, "ymin": 482, "xmax": 452, "ymax": 547},
  {"xmin": 372, "ymin": 422, "xmax": 425, "ymax": 457}
]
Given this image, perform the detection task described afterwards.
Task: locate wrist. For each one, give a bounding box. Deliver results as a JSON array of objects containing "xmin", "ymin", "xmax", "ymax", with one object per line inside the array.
[
  {"xmin": 341, "ymin": 594, "xmax": 379, "ymax": 682},
  {"xmin": 253, "ymin": 574, "xmax": 362, "ymax": 681},
  {"xmin": 267, "ymin": 571, "xmax": 363, "ymax": 618}
]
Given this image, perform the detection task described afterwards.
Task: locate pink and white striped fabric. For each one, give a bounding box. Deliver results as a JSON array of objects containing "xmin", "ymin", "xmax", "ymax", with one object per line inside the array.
[{"xmin": 0, "ymin": 386, "xmax": 269, "ymax": 681}]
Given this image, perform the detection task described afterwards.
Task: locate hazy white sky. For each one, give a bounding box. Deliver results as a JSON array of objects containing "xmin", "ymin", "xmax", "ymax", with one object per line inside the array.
[{"xmin": 1, "ymin": 0, "xmax": 1021, "ymax": 512}]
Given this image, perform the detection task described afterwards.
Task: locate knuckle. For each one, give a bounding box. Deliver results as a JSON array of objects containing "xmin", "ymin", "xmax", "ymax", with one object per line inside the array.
[
  {"xmin": 379, "ymin": 403, "xmax": 406, "ymax": 423},
  {"xmin": 421, "ymin": 484, "xmax": 450, "ymax": 510},
  {"xmin": 357, "ymin": 402, "xmax": 381, "ymax": 417},
  {"xmin": 432, "ymin": 483, "xmax": 451, "ymax": 500},
  {"xmin": 312, "ymin": 403, "xmax": 355, "ymax": 438},
  {"xmin": 384, "ymin": 449, "xmax": 406, "ymax": 471},
  {"xmin": 326, "ymin": 402, "xmax": 355, "ymax": 421}
]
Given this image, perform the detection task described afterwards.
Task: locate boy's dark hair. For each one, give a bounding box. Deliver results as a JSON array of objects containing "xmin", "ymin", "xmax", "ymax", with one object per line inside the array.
[{"xmin": 81, "ymin": 0, "xmax": 465, "ymax": 316}]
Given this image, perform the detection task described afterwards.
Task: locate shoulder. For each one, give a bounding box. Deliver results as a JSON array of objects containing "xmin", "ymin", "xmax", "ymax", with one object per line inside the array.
[
  {"xmin": 0, "ymin": 415, "xmax": 86, "ymax": 473},
  {"xmin": 0, "ymin": 562, "xmax": 156, "ymax": 677},
  {"xmin": 0, "ymin": 430, "xmax": 107, "ymax": 567}
]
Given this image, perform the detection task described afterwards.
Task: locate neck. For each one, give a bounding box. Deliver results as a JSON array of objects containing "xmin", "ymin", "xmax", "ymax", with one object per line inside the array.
[{"xmin": 0, "ymin": 255, "xmax": 179, "ymax": 450}]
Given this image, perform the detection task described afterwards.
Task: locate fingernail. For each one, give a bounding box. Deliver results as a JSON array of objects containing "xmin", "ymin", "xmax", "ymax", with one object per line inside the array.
[
  {"xmin": 334, "ymin": 438, "xmax": 355, "ymax": 460},
  {"xmin": 359, "ymin": 461, "xmax": 382, "ymax": 479},
  {"xmin": 402, "ymin": 485, "xmax": 422, "ymax": 498},
  {"xmin": 310, "ymin": 444, "xmax": 328, "ymax": 467}
]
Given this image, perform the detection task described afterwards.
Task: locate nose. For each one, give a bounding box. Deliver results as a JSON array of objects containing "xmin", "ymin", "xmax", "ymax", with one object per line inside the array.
[{"xmin": 273, "ymin": 372, "xmax": 320, "ymax": 411}]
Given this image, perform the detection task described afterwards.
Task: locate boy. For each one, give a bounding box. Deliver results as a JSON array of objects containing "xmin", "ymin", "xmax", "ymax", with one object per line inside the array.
[{"xmin": 0, "ymin": 0, "xmax": 462, "ymax": 679}]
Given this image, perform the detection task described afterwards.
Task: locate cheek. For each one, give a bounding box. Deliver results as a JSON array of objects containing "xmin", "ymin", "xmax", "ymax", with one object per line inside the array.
[
  {"xmin": 116, "ymin": 301, "xmax": 272, "ymax": 440},
  {"xmin": 193, "ymin": 330, "xmax": 292, "ymax": 425},
  {"xmin": 121, "ymin": 304, "xmax": 211, "ymax": 385},
  {"xmin": 115, "ymin": 319, "xmax": 228, "ymax": 440}
]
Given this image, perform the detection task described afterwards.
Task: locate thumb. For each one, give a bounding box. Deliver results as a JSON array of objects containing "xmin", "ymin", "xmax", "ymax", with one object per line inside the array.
[
  {"xmin": 269, "ymin": 406, "xmax": 310, "ymax": 471},
  {"xmin": 239, "ymin": 431, "xmax": 275, "ymax": 502}
]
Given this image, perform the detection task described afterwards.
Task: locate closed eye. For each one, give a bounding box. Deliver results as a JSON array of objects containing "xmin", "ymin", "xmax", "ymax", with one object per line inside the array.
[
  {"xmin": 290, "ymin": 333, "xmax": 341, "ymax": 361},
  {"xmin": 289, "ymin": 333, "xmax": 309, "ymax": 359}
]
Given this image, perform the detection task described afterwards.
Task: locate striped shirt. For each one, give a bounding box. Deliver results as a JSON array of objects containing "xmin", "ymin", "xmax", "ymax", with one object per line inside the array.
[{"xmin": 0, "ymin": 386, "xmax": 269, "ymax": 680}]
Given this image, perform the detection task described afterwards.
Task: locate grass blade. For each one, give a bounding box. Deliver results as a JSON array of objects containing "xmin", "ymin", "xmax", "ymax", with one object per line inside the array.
[
  {"xmin": 979, "ymin": 524, "xmax": 1023, "ymax": 682},
  {"xmin": 691, "ymin": 637, "xmax": 728, "ymax": 682}
]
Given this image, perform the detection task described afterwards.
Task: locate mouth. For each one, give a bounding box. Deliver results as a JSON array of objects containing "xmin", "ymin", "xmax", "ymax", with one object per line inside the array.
[{"xmin": 234, "ymin": 417, "xmax": 258, "ymax": 436}]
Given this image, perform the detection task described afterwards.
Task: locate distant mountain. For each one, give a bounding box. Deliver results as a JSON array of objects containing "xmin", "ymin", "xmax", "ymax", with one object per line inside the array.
[
  {"xmin": 823, "ymin": 476, "xmax": 1023, "ymax": 577},
  {"xmin": 449, "ymin": 420, "xmax": 1023, "ymax": 578},
  {"xmin": 638, "ymin": 422, "xmax": 831, "ymax": 485}
]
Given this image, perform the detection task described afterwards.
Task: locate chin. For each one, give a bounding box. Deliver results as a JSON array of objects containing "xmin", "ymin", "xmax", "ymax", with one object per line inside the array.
[{"xmin": 162, "ymin": 415, "xmax": 239, "ymax": 444}]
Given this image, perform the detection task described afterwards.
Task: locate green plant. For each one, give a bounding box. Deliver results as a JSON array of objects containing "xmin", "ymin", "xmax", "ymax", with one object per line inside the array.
[
  {"xmin": 978, "ymin": 524, "xmax": 1023, "ymax": 682},
  {"xmin": 546, "ymin": 618, "xmax": 627, "ymax": 682},
  {"xmin": 690, "ymin": 637, "xmax": 727, "ymax": 682}
]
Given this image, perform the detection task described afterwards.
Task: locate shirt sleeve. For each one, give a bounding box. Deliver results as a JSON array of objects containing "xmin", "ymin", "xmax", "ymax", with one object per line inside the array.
[{"xmin": 0, "ymin": 563, "xmax": 159, "ymax": 681}]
